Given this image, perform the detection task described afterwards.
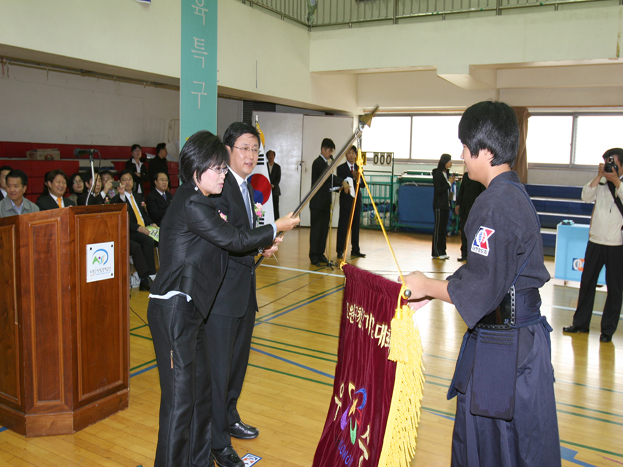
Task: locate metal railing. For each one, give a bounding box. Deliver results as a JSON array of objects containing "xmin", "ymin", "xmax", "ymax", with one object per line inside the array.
[{"xmin": 242, "ymin": 0, "xmax": 610, "ymax": 28}]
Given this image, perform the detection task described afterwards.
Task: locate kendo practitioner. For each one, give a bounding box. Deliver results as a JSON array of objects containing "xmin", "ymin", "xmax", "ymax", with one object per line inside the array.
[{"xmin": 404, "ymin": 100, "xmax": 561, "ymax": 467}]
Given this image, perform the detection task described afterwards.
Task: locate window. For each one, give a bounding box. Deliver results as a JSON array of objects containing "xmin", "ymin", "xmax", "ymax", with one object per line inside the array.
[
  {"xmin": 526, "ymin": 116, "xmax": 573, "ymax": 165},
  {"xmin": 361, "ymin": 116, "xmax": 411, "ymax": 159},
  {"xmin": 411, "ymin": 115, "xmax": 462, "ymax": 161},
  {"xmin": 574, "ymin": 116, "xmax": 623, "ymax": 165}
]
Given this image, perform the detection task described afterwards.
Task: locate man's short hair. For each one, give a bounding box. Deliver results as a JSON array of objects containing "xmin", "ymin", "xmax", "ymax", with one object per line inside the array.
[
  {"xmin": 131, "ymin": 144, "xmax": 142, "ymax": 152},
  {"xmin": 45, "ymin": 169, "xmax": 67, "ymax": 183},
  {"xmin": 321, "ymin": 138, "xmax": 336, "ymax": 151},
  {"xmin": 99, "ymin": 170, "xmax": 114, "ymax": 179},
  {"xmin": 6, "ymin": 169, "xmax": 28, "ymax": 187},
  {"xmin": 179, "ymin": 130, "xmax": 229, "ymax": 184},
  {"xmin": 156, "ymin": 143, "xmax": 167, "ymax": 154},
  {"xmin": 266, "ymin": 150, "xmax": 275, "ymax": 157},
  {"xmin": 118, "ymin": 169, "xmax": 134, "ymax": 181},
  {"xmin": 0, "ymin": 165, "xmax": 13, "ymax": 173},
  {"xmin": 458, "ymin": 101, "xmax": 519, "ymax": 167},
  {"xmin": 154, "ymin": 171, "xmax": 168, "ymax": 181},
  {"xmin": 223, "ymin": 122, "xmax": 260, "ymax": 148},
  {"xmin": 602, "ymin": 148, "xmax": 623, "ymax": 165}
]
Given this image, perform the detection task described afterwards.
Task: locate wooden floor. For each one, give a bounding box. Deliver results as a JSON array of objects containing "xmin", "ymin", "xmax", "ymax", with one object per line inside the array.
[{"xmin": 1, "ymin": 227, "xmax": 622, "ymax": 467}]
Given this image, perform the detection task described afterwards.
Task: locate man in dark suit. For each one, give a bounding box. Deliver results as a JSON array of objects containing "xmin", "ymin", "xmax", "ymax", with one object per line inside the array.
[
  {"xmin": 336, "ymin": 145, "xmax": 365, "ymax": 260},
  {"xmin": 309, "ymin": 138, "xmax": 347, "ymax": 266},
  {"xmin": 36, "ymin": 169, "xmax": 77, "ymax": 210},
  {"xmin": 454, "ymin": 170, "xmax": 485, "ymax": 261},
  {"xmin": 149, "ymin": 143, "xmax": 170, "ymax": 191},
  {"xmin": 146, "ymin": 171, "xmax": 172, "ymax": 226},
  {"xmin": 112, "ymin": 168, "xmax": 157, "ymax": 291},
  {"xmin": 266, "ymin": 150, "xmax": 281, "ymax": 218},
  {"xmin": 0, "ymin": 165, "xmax": 13, "ymax": 200},
  {"xmin": 205, "ymin": 122, "xmax": 272, "ymax": 467},
  {"xmin": 77, "ymin": 171, "xmax": 114, "ymax": 206}
]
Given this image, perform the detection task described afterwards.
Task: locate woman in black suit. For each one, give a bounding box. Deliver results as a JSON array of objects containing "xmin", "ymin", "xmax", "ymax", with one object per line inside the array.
[
  {"xmin": 147, "ymin": 131, "xmax": 298, "ymax": 467},
  {"xmin": 431, "ymin": 153, "xmax": 456, "ymax": 259},
  {"xmin": 126, "ymin": 144, "xmax": 149, "ymax": 194}
]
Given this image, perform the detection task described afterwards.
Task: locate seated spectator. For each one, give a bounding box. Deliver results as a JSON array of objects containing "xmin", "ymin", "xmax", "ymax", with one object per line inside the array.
[
  {"xmin": 0, "ymin": 170, "xmax": 39, "ymax": 217},
  {"xmin": 126, "ymin": 144, "xmax": 148, "ymax": 195},
  {"xmin": 77, "ymin": 171, "xmax": 113, "ymax": 206},
  {"xmin": 149, "ymin": 143, "xmax": 169, "ymax": 191},
  {"xmin": 36, "ymin": 170, "xmax": 76, "ymax": 211},
  {"xmin": 0, "ymin": 165, "xmax": 13, "ymax": 200},
  {"xmin": 112, "ymin": 169, "xmax": 157, "ymax": 291},
  {"xmin": 67, "ymin": 173, "xmax": 85, "ymax": 205},
  {"xmin": 145, "ymin": 172, "xmax": 172, "ymax": 226},
  {"xmin": 100, "ymin": 170, "xmax": 118, "ymax": 199}
]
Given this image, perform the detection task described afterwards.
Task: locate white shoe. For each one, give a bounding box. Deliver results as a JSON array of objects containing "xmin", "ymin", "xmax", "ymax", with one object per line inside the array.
[{"xmin": 440, "ymin": 255, "xmax": 450, "ymax": 260}]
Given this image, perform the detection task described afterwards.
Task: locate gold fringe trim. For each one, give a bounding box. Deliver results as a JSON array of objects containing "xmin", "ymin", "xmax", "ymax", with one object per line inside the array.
[{"xmin": 378, "ymin": 305, "xmax": 425, "ymax": 467}]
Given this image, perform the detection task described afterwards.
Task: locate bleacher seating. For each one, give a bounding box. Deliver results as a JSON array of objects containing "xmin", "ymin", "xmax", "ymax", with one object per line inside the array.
[
  {"xmin": 0, "ymin": 141, "xmax": 178, "ymax": 202},
  {"xmin": 525, "ymin": 184, "xmax": 593, "ymax": 256}
]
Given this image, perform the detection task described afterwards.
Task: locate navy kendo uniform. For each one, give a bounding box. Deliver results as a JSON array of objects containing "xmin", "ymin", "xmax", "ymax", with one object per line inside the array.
[{"xmin": 446, "ymin": 171, "xmax": 561, "ymax": 467}]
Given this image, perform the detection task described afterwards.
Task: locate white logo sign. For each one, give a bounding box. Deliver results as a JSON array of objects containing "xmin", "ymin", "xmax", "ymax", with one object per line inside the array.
[{"xmin": 86, "ymin": 242, "xmax": 115, "ymax": 283}]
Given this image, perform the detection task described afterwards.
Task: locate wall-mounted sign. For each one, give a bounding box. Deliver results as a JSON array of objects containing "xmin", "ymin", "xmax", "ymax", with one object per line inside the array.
[{"xmin": 87, "ymin": 242, "xmax": 115, "ymax": 283}]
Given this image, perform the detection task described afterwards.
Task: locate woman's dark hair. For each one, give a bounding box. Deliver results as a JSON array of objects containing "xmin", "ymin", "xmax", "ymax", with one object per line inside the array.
[
  {"xmin": 68, "ymin": 173, "xmax": 84, "ymax": 194},
  {"xmin": 179, "ymin": 131, "xmax": 229, "ymax": 184},
  {"xmin": 437, "ymin": 154, "xmax": 452, "ymax": 171}
]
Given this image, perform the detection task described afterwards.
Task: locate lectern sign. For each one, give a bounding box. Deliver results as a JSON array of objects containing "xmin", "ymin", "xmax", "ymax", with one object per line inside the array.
[{"xmin": 86, "ymin": 242, "xmax": 115, "ymax": 283}]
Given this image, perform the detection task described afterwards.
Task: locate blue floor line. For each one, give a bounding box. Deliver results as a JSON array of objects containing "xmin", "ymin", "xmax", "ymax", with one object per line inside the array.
[
  {"xmin": 131, "ymin": 363, "xmax": 158, "ymax": 378},
  {"xmin": 251, "ymin": 347, "xmax": 334, "ymax": 379},
  {"xmin": 255, "ymin": 287, "xmax": 344, "ymax": 326}
]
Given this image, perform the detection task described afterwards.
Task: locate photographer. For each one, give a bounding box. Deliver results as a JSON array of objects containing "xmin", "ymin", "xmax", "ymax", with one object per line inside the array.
[{"xmin": 563, "ymin": 148, "xmax": 623, "ymax": 343}]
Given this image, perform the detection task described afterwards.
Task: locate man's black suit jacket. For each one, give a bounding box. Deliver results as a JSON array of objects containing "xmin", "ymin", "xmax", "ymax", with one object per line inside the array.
[
  {"xmin": 269, "ymin": 163, "xmax": 281, "ymax": 197},
  {"xmin": 146, "ymin": 189, "xmax": 172, "ymax": 226},
  {"xmin": 151, "ymin": 183, "xmax": 274, "ymax": 319},
  {"xmin": 111, "ymin": 192, "xmax": 153, "ymax": 231},
  {"xmin": 309, "ymin": 155, "xmax": 343, "ymax": 210},
  {"xmin": 148, "ymin": 156, "xmax": 169, "ymax": 191},
  {"xmin": 336, "ymin": 162, "xmax": 362, "ymax": 212},
  {"xmin": 76, "ymin": 191, "xmax": 106, "ymax": 206},
  {"xmin": 206, "ymin": 173, "xmax": 266, "ymax": 318},
  {"xmin": 36, "ymin": 194, "xmax": 77, "ymax": 211}
]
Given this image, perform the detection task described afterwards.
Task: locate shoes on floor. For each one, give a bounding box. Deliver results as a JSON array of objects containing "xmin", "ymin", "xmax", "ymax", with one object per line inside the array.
[
  {"xmin": 457, "ymin": 257, "xmax": 466, "ymax": 262},
  {"xmin": 434, "ymin": 254, "xmax": 449, "ymax": 260},
  {"xmin": 351, "ymin": 252, "xmax": 366, "ymax": 258},
  {"xmin": 311, "ymin": 259, "xmax": 322, "ymax": 266},
  {"xmin": 230, "ymin": 420, "xmax": 259, "ymax": 439},
  {"xmin": 600, "ymin": 333, "xmax": 612, "ymax": 343},
  {"xmin": 212, "ymin": 445, "xmax": 244, "ymax": 467},
  {"xmin": 562, "ymin": 325, "xmax": 589, "ymax": 333},
  {"xmin": 337, "ymin": 253, "xmax": 344, "ymax": 260},
  {"xmin": 139, "ymin": 276, "xmax": 152, "ymax": 291}
]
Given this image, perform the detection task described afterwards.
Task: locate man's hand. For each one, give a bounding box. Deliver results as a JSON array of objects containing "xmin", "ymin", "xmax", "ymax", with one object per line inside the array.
[
  {"xmin": 455, "ymin": 205, "xmax": 460, "ymax": 215},
  {"xmin": 103, "ymin": 180, "xmax": 113, "ymax": 194},
  {"xmin": 603, "ymin": 167, "xmax": 621, "ymax": 188},
  {"xmin": 598, "ymin": 163, "xmax": 605, "ymax": 178},
  {"xmin": 403, "ymin": 271, "xmax": 430, "ymax": 300},
  {"xmin": 449, "ymin": 175, "xmax": 456, "ymax": 184},
  {"xmin": 118, "ymin": 183, "xmax": 126, "ymax": 195},
  {"xmin": 138, "ymin": 226, "xmax": 150, "ymax": 235},
  {"xmin": 275, "ymin": 213, "xmax": 300, "ymax": 232},
  {"xmin": 262, "ymin": 244, "xmax": 279, "ymax": 257}
]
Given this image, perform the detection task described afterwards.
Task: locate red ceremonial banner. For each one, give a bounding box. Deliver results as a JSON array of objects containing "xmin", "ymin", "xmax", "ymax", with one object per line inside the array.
[{"xmin": 313, "ymin": 264, "xmax": 405, "ymax": 467}]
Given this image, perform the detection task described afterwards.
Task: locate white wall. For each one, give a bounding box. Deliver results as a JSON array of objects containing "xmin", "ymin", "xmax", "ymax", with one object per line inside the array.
[{"xmin": 0, "ymin": 65, "xmax": 179, "ymax": 146}]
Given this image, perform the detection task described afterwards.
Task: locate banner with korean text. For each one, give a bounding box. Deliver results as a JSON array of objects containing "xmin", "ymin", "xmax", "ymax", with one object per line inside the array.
[
  {"xmin": 180, "ymin": 0, "xmax": 218, "ymax": 144},
  {"xmin": 313, "ymin": 264, "xmax": 423, "ymax": 467}
]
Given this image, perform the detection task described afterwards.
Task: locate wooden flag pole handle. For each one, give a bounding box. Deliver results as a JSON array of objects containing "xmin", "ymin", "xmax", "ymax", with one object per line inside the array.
[{"xmin": 255, "ymin": 106, "xmax": 378, "ymax": 267}]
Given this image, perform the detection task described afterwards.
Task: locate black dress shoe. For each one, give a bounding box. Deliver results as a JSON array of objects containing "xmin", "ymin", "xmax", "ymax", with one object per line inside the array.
[
  {"xmin": 139, "ymin": 277, "xmax": 151, "ymax": 291},
  {"xmin": 230, "ymin": 420, "xmax": 259, "ymax": 439},
  {"xmin": 351, "ymin": 252, "xmax": 366, "ymax": 258},
  {"xmin": 311, "ymin": 259, "xmax": 321, "ymax": 266},
  {"xmin": 337, "ymin": 252, "xmax": 344, "ymax": 260},
  {"xmin": 212, "ymin": 446, "xmax": 244, "ymax": 467},
  {"xmin": 600, "ymin": 333, "xmax": 612, "ymax": 343},
  {"xmin": 457, "ymin": 257, "xmax": 466, "ymax": 262},
  {"xmin": 320, "ymin": 255, "xmax": 331, "ymax": 264},
  {"xmin": 562, "ymin": 325, "xmax": 589, "ymax": 333}
]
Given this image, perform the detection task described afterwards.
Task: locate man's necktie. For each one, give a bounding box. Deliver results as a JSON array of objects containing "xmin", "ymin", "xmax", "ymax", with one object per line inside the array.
[
  {"xmin": 240, "ymin": 181, "xmax": 253, "ymax": 227},
  {"xmin": 56, "ymin": 197, "xmax": 62, "ymax": 208},
  {"xmin": 129, "ymin": 195, "xmax": 145, "ymax": 227}
]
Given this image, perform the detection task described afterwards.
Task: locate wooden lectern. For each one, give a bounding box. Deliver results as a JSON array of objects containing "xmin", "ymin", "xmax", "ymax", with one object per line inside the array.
[{"xmin": 0, "ymin": 204, "xmax": 129, "ymax": 437}]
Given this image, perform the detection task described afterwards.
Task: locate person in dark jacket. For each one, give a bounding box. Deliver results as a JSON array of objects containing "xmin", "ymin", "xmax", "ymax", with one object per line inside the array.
[
  {"xmin": 336, "ymin": 145, "xmax": 365, "ymax": 260},
  {"xmin": 126, "ymin": 144, "xmax": 148, "ymax": 194},
  {"xmin": 431, "ymin": 153, "xmax": 456, "ymax": 259},
  {"xmin": 266, "ymin": 150, "xmax": 281, "ymax": 218},
  {"xmin": 149, "ymin": 143, "xmax": 170, "ymax": 191},
  {"xmin": 147, "ymin": 130, "xmax": 298, "ymax": 467},
  {"xmin": 455, "ymin": 170, "xmax": 485, "ymax": 261},
  {"xmin": 36, "ymin": 169, "xmax": 76, "ymax": 210},
  {"xmin": 145, "ymin": 171, "xmax": 172, "ymax": 226}
]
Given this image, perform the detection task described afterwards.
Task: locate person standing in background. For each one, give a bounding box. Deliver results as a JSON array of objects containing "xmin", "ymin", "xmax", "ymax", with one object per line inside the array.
[
  {"xmin": 432, "ymin": 153, "xmax": 455, "ymax": 259},
  {"xmin": 126, "ymin": 144, "xmax": 148, "ymax": 194},
  {"xmin": 266, "ymin": 150, "xmax": 281, "ymax": 218},
  {"xmin": 149, "ymin": 143, "xmax": 170, "ymax": 191},
  {"xmin": 455, "ymin": 169, "xmax": 485, "ymax": 262},
  {"xmin": 336, "ymin": 145, "xmax": 365, "ymax": 260}
]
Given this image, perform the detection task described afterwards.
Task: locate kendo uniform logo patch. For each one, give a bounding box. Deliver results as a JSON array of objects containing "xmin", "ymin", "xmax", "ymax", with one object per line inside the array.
[{"xmin": 471, "ymin": 226, "xmax": 495, "ymax": 256}]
